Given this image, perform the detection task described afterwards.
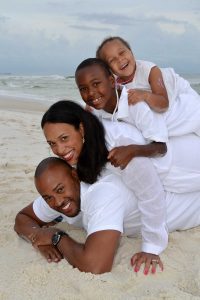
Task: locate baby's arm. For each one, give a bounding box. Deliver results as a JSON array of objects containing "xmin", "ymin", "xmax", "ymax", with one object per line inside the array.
[
  {"xmin": 128, "ymin": 66, "xmax": 169, "ymax": 112},
  {"xmin": 108, "ymin": 142, "xmax": 166, "ymax": 169}
]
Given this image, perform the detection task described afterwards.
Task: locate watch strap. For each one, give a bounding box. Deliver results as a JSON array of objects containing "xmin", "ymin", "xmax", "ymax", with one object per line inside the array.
[{"xmin": 52, "ymin": 231, "xmax": 68, "ymax": 246}]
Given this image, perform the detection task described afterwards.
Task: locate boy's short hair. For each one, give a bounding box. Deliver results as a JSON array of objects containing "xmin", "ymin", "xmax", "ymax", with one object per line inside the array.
[
  {"xmin": 96, "ymin": 36, "xmax": 132, "ymax": 59},
  {"xmin": 75, "ymin": 58, "xmax": 113, "ymax": 78}
]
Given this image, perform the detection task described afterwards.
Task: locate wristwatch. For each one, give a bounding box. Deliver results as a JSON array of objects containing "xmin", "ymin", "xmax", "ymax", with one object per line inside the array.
[{"xmin": 52, "ymin": 231, "xmax": 68, "ymax": 246}]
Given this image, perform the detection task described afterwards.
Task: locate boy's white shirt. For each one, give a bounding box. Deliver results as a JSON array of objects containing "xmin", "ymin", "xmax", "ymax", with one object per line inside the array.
[{"xmin": 93, "ymin": 86, "xmax": 169, "ymax": 143}]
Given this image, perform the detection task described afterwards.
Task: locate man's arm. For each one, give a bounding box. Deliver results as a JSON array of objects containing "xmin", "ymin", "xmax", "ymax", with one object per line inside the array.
[
  {"xmin": 14, "ymin": 203, "xmax": 121, "ymax": 274},
  {"xmin": 14, "ymin": 203, "xmax": 63, "ymax": 262},
  {"xmin": 14, "ymin": 203, "xmax": 48, "ymax": 241},
  {"xmin": 56, "ymin": 230, "xmax": 120, "ymax": 274}
]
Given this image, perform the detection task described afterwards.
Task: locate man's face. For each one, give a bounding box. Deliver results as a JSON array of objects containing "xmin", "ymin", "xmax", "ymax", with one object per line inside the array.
[{"xmin": 35, "ymin": 164, "xmax": 81, "ymax": 218}]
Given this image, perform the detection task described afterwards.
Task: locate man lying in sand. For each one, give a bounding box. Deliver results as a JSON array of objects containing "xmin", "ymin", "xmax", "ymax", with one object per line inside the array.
[{"xmin": 14, "ymin": 157, "xmax": 200, "ymax": 275}]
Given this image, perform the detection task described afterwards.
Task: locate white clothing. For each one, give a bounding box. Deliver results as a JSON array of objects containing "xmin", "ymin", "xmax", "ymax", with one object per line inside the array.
[
  {"xmin": 33, "ymin": 169, "xmax": 200, "ymax": 255},
  {"xmin": 125, "ymin": 60, "xmax": 200, "ymax": 137},
  {"xmin": 103, "ymin": 119, "xmax": 200, "ymax": 193},
  {"xmin": 94, "ymin": 86, "xmax": 168, "ymax": 144}
]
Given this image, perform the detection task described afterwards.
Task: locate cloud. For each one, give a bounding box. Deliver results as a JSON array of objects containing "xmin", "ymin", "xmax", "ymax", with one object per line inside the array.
[{"xmin": 0, "ymin": 0, "xmax": 200, "ymax": 74}]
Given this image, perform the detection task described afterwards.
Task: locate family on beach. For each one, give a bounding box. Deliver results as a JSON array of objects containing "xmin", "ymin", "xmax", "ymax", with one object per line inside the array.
[{"xmin": 14, "ymin": 36, "xmax": 200, "ymax": 275}]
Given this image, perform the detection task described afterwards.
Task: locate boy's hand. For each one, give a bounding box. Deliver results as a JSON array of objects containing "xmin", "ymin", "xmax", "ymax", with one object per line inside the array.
[{"xmin": 108, "ymin": 145, "xmax": 137, "ymax": 169}]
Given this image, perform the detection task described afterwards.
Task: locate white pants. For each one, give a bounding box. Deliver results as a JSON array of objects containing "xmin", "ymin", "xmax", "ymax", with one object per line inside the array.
[{"xmin": 161, "ymin": 134, "xmax": 200, "ymax": 193}]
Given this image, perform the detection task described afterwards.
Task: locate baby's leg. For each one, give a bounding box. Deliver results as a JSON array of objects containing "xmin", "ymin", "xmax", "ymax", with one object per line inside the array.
[
  {"xmin": 165, "ymin": 93, "xmax": 200, "ymax": 136},
  {"xmin": 162, "ymin": 134, "xmax": 200, "ymax": 193}
]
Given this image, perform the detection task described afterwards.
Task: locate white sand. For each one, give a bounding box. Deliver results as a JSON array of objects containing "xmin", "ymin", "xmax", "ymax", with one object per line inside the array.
[{"xmin": 0, "ymin": 96, "xmax": 200, "ymax": 300}]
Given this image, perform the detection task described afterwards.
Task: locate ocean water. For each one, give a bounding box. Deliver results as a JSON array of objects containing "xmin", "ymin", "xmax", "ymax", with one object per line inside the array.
[
  {"xmin": 0, "ymin": 75, "xmax": 82, "ymax": 105},
  {"xmin": 0, "ymin": 73, "xmax": 200, "ymax": 106}
]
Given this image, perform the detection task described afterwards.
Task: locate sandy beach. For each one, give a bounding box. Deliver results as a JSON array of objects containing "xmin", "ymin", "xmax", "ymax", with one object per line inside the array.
[{"xmin": 0, "ymin": 96, "xmax": 200, "ymax": 300}]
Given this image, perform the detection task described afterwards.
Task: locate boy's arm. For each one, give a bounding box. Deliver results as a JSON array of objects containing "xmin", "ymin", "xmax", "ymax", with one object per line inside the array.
[
  {"xmin": 108, "ymin": 142, "xmax": 167, "ymax": 169},
  {"xmin": 128, "ymin": 66, "xmax": 169, "ymax": 112}
]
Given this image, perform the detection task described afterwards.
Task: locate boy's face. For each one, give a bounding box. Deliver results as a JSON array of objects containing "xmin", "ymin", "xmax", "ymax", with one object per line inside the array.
[
  {"xmin": 100, "ymin": 39, "xmax": 135, "ymax": 80},
  {"xmin": 35, "ymin": 164, "xmax": 81, "ymax": 218},
  {"xmin": 76, "ymin": 64, "xmax": 116, "ymax": 113}
]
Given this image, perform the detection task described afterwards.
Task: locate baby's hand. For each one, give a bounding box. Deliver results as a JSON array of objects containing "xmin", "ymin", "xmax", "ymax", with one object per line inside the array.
[{"xmin": 128, "ymin": 89, "xmax": 146, "ymax": 105}]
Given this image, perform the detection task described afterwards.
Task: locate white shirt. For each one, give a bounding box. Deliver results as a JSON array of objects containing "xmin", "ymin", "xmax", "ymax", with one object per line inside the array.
[
  {"xmin": 33, "ymin": 168, "xmax": 168, "ymax": 255},
  {"xmin": 33, "ymin": 169, "xmax": 200, "ymax": 255},
  {"xmin": 125, "ymin": 59, "xmax": 200, "ymax": 137},
  {"xmin": 94, "ymin": 86, "xmax": 168, "ymax": 143},
  {"xmin": 103, "ymin": 119, "xmax": 200, "ymax": 193}
]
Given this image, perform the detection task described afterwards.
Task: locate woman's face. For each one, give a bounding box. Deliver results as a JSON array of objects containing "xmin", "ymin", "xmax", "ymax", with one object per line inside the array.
[{"xmin": 43, "ymin": 122, "xmax": 84, "ymax": 166}]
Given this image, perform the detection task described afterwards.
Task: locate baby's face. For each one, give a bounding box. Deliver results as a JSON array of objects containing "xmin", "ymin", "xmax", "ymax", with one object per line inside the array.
[
  {"xmin": 76, "ymin": 64, "xmax": 117, "ymax": 113},
  {"xmin": 99, "ymin": 39, "xmax": 135, "ymax": 80}
]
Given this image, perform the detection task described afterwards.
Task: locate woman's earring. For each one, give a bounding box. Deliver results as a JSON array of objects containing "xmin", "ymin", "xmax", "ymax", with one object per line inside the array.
[{"xmin": 82, "ymin": 137, "xmax": 85, "ymax": 144}]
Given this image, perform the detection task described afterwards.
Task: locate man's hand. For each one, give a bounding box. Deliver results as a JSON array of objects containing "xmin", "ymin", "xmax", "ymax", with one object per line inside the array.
[
  {"xmin": 38, "ymin": 245, "xmax": 63, "ymax": 263},
  {"xmin": 30, "ymin": 227, "xmax": 58, "ymax": 247},
  {"xmin": 108, "ymin": 145, "xmax": 138, "ymax": 169},
  {"xmin": 131, "ymin": 252, "xmax": 163, "ymax": 275}
]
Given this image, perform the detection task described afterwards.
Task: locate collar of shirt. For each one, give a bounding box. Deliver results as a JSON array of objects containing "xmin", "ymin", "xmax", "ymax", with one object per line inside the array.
[{"xmin": 93, "ymin": 86, "xmax": 129, "ymax": 121}]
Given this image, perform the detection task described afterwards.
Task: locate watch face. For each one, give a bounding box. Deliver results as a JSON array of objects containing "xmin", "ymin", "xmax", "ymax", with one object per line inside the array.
[{"xmin": 52, "ymin": 232, "xmax": 60, "ymax": 246}]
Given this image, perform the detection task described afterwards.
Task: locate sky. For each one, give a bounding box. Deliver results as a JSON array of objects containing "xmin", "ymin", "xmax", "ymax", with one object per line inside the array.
[{"xmin": 0, "ymin": 0, "xmax": 200, "ymax": 75}]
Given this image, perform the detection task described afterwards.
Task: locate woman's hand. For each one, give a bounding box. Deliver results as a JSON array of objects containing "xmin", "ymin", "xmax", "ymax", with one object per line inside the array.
[
  {"xmin": 131, "ymin": 252, "xmax": 163, "ymax": 275},
  {"xmin": 38, "ymin": 245, "xmax": 63, "ymax": 263}
]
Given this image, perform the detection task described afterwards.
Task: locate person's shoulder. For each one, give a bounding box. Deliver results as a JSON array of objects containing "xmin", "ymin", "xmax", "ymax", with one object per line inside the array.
[
  {"xmin": 87, "ymin": 171, "xmax": 129, "ymax": 198},
  {"xmin": 81, "ymin": 171, "xmax": 134, "ymax": 219},
  {"xmin": 137, "ymin": 60, "xmax": 156, "ymax": 69}
]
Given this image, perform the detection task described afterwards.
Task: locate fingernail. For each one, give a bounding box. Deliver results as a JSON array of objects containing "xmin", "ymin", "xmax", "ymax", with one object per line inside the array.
[
  {"xmin": 134, "ymin": 267, "xmax": 139, "ymax": 272},
  {"xmin": 144, "ymin": 269, "xmax": 148, "ymax": 275},
  {"xmin": 151, "ymin": 268, "xmax": 156, "ymax": 274}
]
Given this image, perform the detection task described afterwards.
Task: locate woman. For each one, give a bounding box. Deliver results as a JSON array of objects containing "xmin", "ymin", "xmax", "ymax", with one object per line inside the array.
[{"xmin": 41, "ymin": 100, "xmax": 200, "ymax": 271}]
